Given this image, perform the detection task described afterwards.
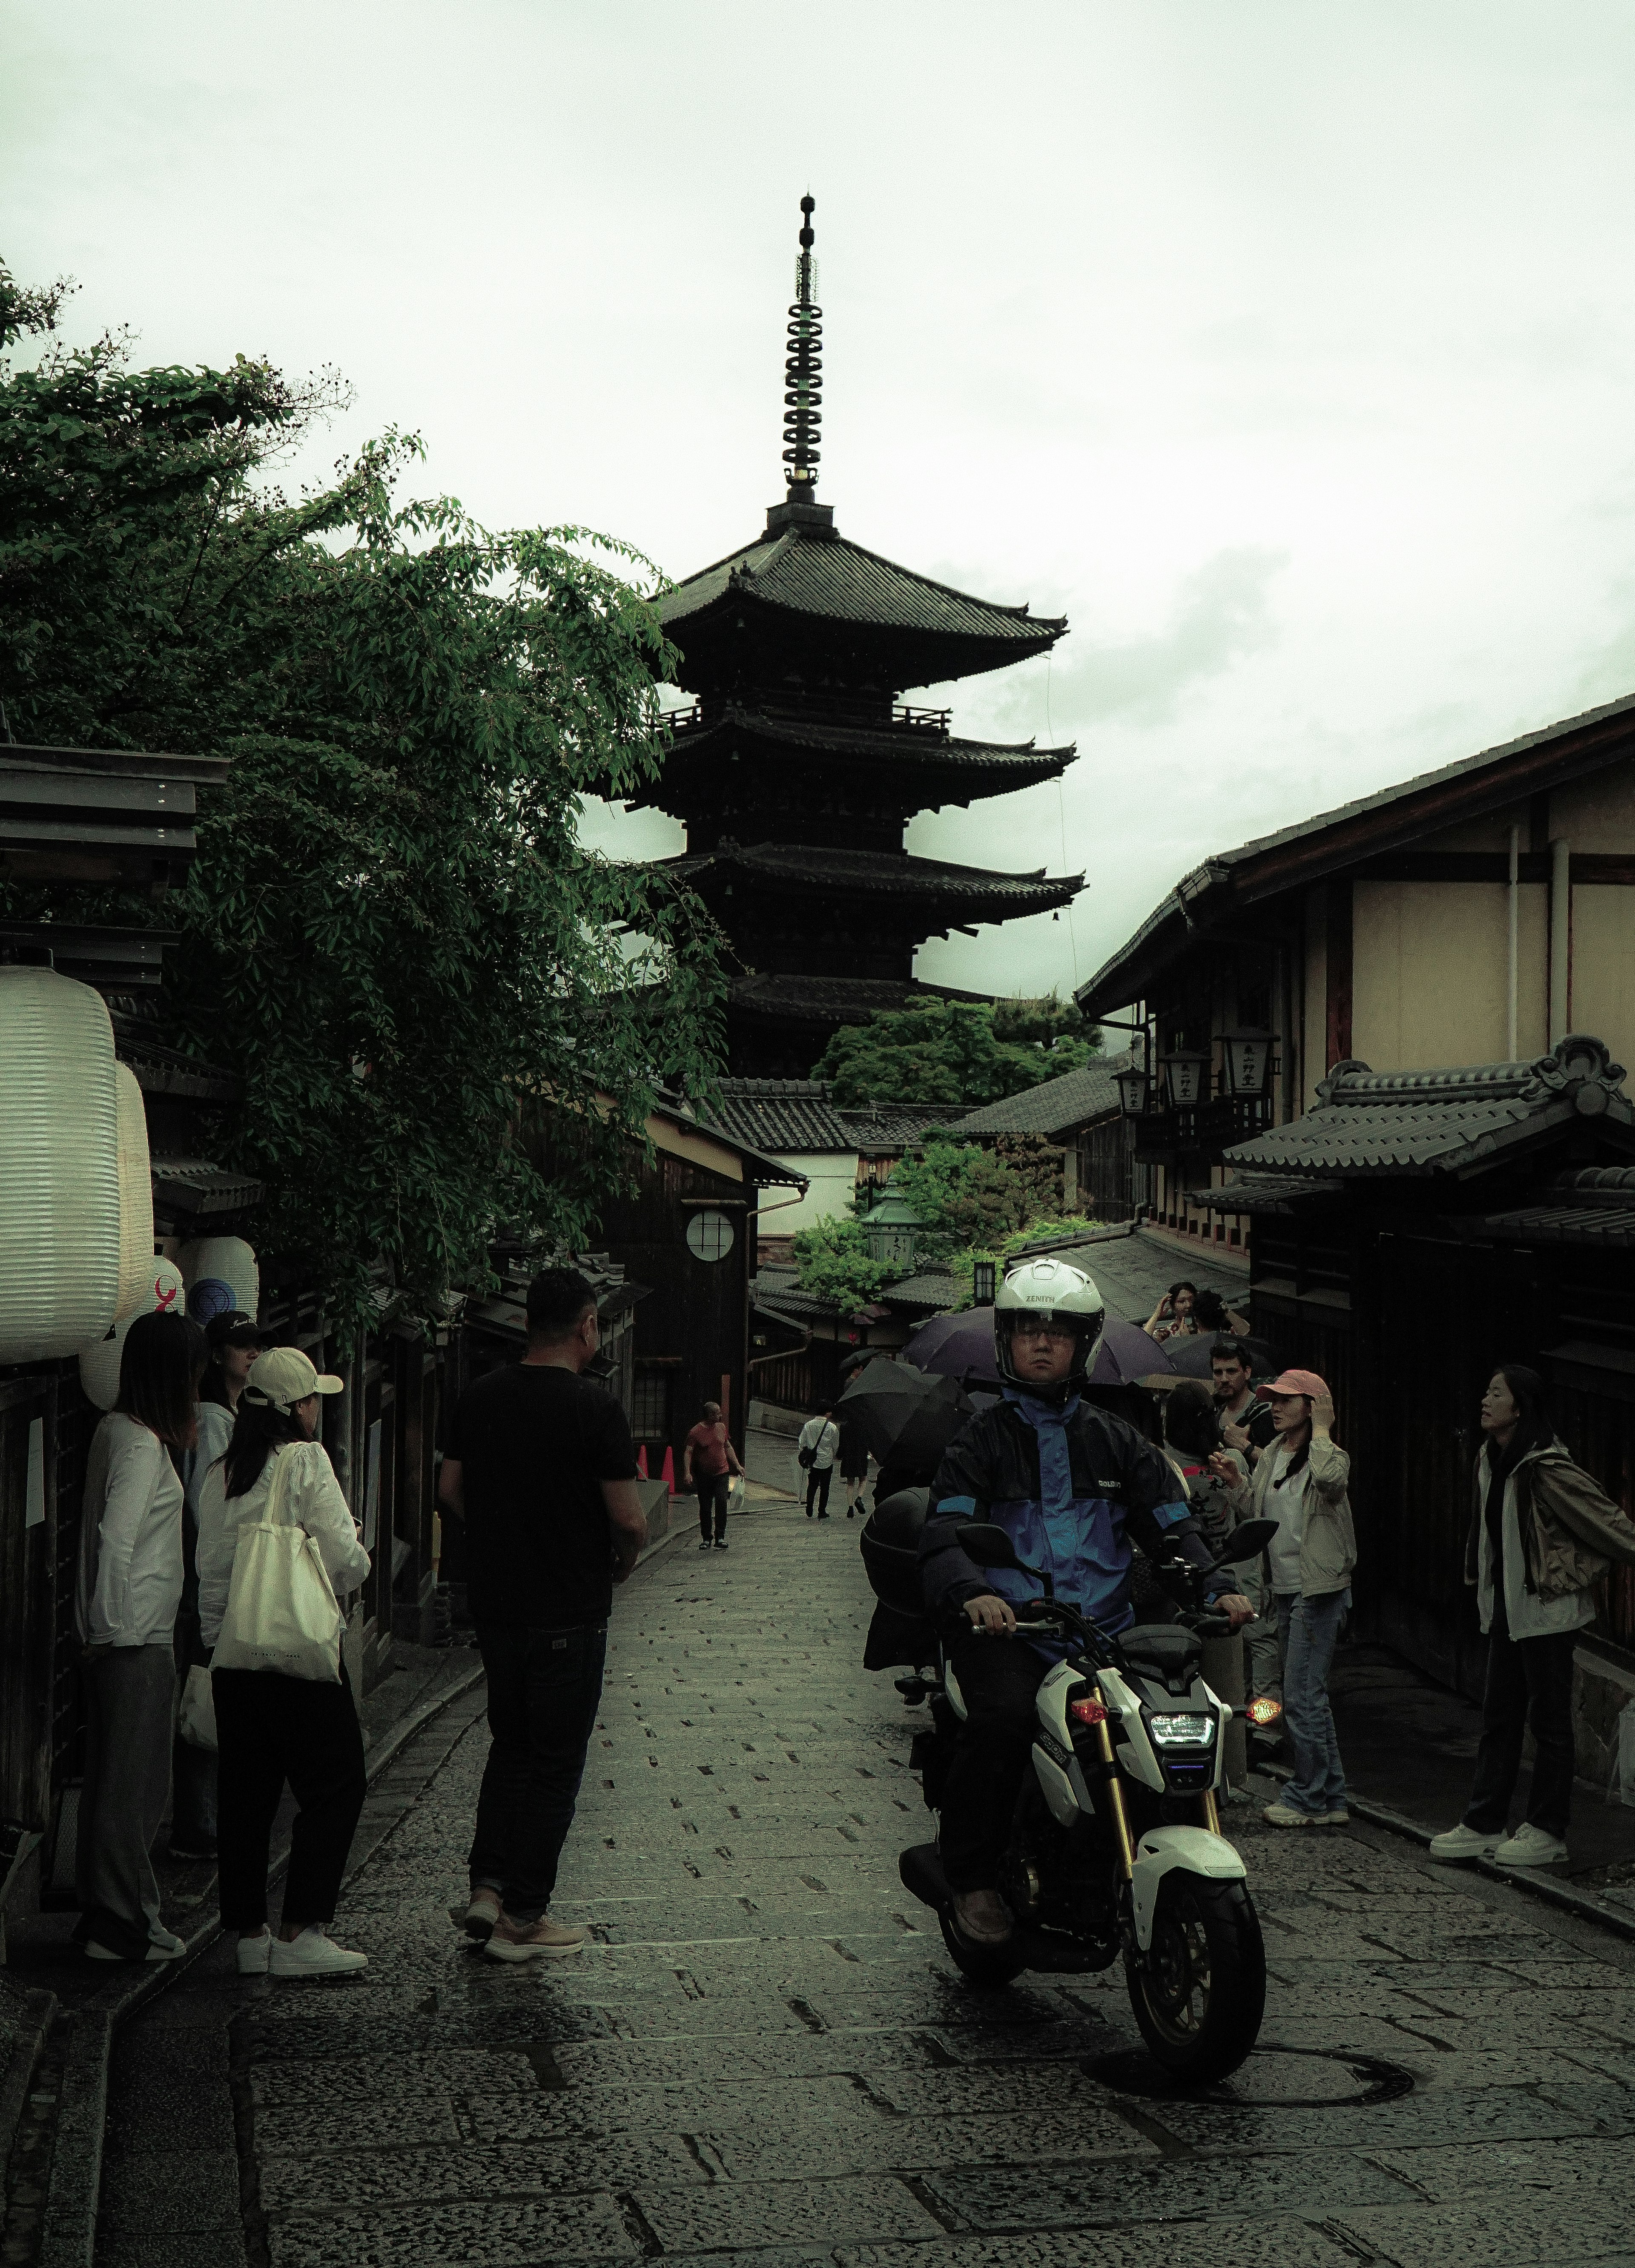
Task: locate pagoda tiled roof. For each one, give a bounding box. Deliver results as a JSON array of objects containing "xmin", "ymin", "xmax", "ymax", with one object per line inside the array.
[
  {"xmin": 661, "ymin": 527, "xmax": 1064, "ymax": 646},
  {"xmin": 637, "ymin": 705, "xmax": 1076, "ymax": 804},
  {"xmin": 664, "ymin": 842, "xmax": 1082, "ymax": 913}
]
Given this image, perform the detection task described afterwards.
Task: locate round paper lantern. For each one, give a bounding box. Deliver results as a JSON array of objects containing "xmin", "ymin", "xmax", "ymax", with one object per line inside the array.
[
  {"xmin": 113, "ymin": 1065, "xmax": 155, "ymax": 1323},
  {"xmin": 0, "ymin": 967, "xmax": 121, "ymax": 1364},
  {"xmin": 178, "ymin": 1236, "xmax": 258, "ymax": 1326},
  {"xmin": 80, "ymin": 1257, "xmax": 186, "ymax": 1411}
]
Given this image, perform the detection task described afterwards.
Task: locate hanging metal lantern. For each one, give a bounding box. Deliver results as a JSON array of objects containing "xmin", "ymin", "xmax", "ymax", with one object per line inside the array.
[
  {"xmin": 1221, "ymin": 1031, "xmax": 1274, "ymax": 1098},
  {"xmin": 80, "ymin": 1256, "xmax": 186, "ymax": 1411},
  {"xmin": 1114, "ymin": 1064, "xmax": 1152, "ymax": 1118},
  {"xmin": 114, "ymin": 1064, "xmax": 155, "ymax": 1323},
  {"xmin": 1160, "ymin": 1050, "xmax": 1211, "ymax": 1108},
  {"xmin": 0, "ymin": 967, "xmax": 122, "ymax": 1363}
]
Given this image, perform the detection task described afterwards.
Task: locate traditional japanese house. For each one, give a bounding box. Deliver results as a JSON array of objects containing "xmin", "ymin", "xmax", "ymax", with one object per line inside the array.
[
  {"xmin": 947, "ymin": 1052, "xmax": 1139, "ymax": 1223},
  {"xmin": 1073, "ymin": 690, "xmax": 1635, "ymax": 1774},
  {"xmin": 629, "ymin": 197, "xmax": 1083, "ymax": 1075}
]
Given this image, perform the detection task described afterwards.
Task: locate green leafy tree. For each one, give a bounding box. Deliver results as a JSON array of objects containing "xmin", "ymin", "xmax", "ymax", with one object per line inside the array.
[
  {"xmin": 0, "ymin": 264, "xmax": 723, "ymax": 1331},
  {"xmin": 790, "ymin": 1216, "xmax": 891, "ymax": 1312},
  {"xmin": 814, "ymin": 997, "xmax": 1097, "ymax": 1108}
]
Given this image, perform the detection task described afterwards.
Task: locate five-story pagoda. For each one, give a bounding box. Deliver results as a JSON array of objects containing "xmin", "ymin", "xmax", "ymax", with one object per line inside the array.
[{"xmin": 644, "ymin": 196, "xmax": 1083, "ymax": 1074}]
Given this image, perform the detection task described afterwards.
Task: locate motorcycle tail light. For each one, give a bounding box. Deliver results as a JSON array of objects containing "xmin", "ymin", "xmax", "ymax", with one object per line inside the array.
[
  {"xmin": 1246, "ymin": 1696, "xmax": 1284, "ymax": 1726},
  {"xmin": 1069, "ymin": 1698, "xmax": 1108, "ymax": 1726}
]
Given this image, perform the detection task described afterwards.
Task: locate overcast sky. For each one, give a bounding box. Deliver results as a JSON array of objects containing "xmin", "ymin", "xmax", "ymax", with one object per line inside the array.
[{"xmin": 9, "ymin": 2, "xmax": 1635, "ymax": 1004}]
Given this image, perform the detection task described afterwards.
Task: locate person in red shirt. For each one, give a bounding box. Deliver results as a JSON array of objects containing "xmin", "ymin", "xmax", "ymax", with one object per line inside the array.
[{"xmin": 683, "ymin": 1401, "xmax": 743, "ymax": 1552}]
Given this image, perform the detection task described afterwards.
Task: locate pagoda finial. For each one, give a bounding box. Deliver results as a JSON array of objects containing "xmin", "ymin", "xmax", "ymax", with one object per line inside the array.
[{"xmin": 781, "ymin": 194, "xmax": 822, "ymax": 502}]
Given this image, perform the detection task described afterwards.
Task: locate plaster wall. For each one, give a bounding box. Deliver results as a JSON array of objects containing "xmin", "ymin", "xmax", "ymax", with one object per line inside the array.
[
  {"xmin": 1302, "ymin": 885, "xmax": 1327, "ymax": 1107},
  {"xmin": 1351, "ymin": 879, "xmax": 1549, "ymax": 1070},
  {"xmin": 1569, "ymin": 887, "xmax": 1635, "ymax": 1071},
  {"xmin": 765, "ymin": 1150, "xmax": 860, "ymax": 1233}
]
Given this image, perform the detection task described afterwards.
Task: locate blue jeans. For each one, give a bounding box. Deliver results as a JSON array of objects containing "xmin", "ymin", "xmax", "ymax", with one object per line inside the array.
[
  {"xmin": 470, "ymin": 1620, "xmax": 607, "ymax": 1922},
  {"xmin": 1274, "ymin": 1590, "xmax": 1349, "ymax": 1816}
]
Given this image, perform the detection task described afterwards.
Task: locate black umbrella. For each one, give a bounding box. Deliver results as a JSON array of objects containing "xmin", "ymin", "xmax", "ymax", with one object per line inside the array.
[
  {"xmin": 838, "ymin": 1357, "xmax": 977, "ymax": 1472},
  {"xmin": 1162, "ymin": 1331, "xmax": 1285, "ymax": 1381}
]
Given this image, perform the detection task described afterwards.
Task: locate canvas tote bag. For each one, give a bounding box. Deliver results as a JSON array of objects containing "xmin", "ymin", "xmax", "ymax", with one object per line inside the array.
[{"xmin": 212, "ymin": 1444, "xmax": 343, "ymax": 1682}]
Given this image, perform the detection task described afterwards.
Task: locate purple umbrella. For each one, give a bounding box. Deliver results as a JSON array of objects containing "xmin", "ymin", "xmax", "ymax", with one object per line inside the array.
[{"xmin": 902, "ymin": 1306, "xmax": 1176, "ymax": 1389}]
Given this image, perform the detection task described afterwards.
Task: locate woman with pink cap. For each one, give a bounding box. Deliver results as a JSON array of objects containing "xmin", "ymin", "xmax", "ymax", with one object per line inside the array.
[{"xmin": 1217, "ymin": 1368, "xmax": 1357, "ymax": 1826}]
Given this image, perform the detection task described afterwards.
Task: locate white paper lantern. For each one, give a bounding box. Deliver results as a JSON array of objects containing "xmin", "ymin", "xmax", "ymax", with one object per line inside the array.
[
  {"xmin": 0, "ymin": 967, "xmax": 122, "ymax": 1364},
  {"xmin": 178, "ymin": 1235, "xmax": 258, "ymax": 1326},
  {"xmin": 113, "ymin": 1064, "xmax": 155, "ymax": 1323},
  {"xmin": 79, "ymin": 1256, "xmax": 186, "ymax": 1411}
]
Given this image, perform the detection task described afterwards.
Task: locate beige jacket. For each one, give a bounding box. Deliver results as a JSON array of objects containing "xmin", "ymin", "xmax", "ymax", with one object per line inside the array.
[{"xmin": 1245, "ymin": 1433, "xmax": 1356, "ymax": 1599}]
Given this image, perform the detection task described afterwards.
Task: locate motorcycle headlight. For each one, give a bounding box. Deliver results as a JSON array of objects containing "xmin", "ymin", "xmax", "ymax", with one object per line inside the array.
[{"xmin": 1146, "ymin": 1712, "xmax": 1216, "ymax": 1747}]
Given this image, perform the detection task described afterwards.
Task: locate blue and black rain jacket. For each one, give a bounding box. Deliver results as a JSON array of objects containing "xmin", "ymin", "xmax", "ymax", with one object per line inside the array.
[{"xmin": 920, "ymin": 1390, "xmax": 1223, "ymax": 1649}]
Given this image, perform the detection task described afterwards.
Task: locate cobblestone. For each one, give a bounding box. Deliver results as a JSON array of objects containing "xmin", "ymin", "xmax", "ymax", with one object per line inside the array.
[{"xmin": 92, "ymin": 1494, "xmax": 1635, "ymax": 2264}]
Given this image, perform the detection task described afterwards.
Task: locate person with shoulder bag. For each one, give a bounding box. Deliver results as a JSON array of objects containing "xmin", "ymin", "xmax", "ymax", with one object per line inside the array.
[
  {"xmin": 197, "ymin": 1347, "xmax": 372, "ymax": 1976},
  {"xmin": 73, "ymin": 1311, "xmax": 202, "ymax": 1964},
  {"xmin": 1432, "ymin": 1365, "xmax": 1635, "ymax": 1868}
]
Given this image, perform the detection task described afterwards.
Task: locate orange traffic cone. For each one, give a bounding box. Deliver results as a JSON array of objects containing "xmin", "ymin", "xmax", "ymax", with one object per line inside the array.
[
  {"xmin": 636, "ymin": 1444, "xmax": 649, "ymax": 1479},
  {"xmin": 660, "ymin": 1445, "xmax": 676, "ymax": 1489}
]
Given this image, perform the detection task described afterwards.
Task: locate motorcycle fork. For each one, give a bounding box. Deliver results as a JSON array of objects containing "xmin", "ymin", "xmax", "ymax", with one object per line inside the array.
[
  {"xmin": 1087, "ymin": 1718, "xmax": 1136, "ymax": 1880},
  {"xmin": 1200, "ymin": 1790, "xmax": 1222, "ymax": 1836}
]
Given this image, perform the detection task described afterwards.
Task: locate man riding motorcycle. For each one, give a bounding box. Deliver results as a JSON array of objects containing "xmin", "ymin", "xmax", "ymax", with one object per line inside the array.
[{"xmin": 920, "ymin": 1257, "xmax": 1255, "ymax": 1949}]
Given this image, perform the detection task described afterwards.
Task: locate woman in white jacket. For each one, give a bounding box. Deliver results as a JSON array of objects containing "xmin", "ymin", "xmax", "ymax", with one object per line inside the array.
[
  {"xmin": 198, "ymin": 1346, "xmax": 372, "ymax": 1978},
  {"xmin": 74, "ymin": 1311, "xmax": 202, "ymax": 1963}
]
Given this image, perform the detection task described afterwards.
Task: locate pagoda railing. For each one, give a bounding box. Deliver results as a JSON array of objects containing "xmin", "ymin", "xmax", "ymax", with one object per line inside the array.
[{"xmin": 661, "ymin": 695, "xmax": 951, "ymax": 738}]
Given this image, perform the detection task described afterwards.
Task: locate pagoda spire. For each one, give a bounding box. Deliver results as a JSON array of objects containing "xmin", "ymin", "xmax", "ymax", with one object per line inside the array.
[{"xmin": 781, "ymin": 195, "xmax": 822, "ymax": 502}]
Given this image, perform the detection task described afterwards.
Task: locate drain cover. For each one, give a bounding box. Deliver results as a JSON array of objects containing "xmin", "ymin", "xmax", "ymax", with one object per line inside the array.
[{"xmin": 1085, "ymin": 2043, "xmax": 1415, "ymax": 2107}]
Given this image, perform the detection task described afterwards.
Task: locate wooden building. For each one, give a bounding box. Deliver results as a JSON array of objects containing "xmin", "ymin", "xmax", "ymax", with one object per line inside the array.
[
  {"xmin": 624, "ymin": 198, "xmax": 1082, "ymax": 1076},
  {"xmin": 947, "ymin": 1052, "xmax": 1140, "ymax": 1223}
]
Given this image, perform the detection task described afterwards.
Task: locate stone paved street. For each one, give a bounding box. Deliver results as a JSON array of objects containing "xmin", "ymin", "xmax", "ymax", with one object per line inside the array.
[{"xmin": 97, "ymin": 1490, "xmax": 1635, "ymax": 2268}]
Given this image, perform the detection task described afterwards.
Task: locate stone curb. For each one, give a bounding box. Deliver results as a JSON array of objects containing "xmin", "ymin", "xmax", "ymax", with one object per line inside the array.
[{"xmin": 1259, "ymin": 1759, "xmax": 1635, "ymax": 1943}]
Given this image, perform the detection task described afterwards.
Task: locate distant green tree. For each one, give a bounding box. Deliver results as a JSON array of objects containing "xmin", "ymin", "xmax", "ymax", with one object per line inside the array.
[
  {"xmin": 790, "ymin": 1216, "xmax": 892, "ymax": 1312},
  {"xmin": 814, "ymin": 996, "xmax": 1098, "ymax": 1108},
  {"xmin": 0, "ymin": 261, "xmax": 723, "ymax": 1334}
]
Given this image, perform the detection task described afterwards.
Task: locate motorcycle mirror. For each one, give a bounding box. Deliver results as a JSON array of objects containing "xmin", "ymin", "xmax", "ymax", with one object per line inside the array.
[
  {"xmin": 958, "ymin": 1523, "xmax": 1025, "ymax": 1572},
  {"xmin": 1215, "ymin": 1518, "xmax": 1279, "ymax": 1565}
]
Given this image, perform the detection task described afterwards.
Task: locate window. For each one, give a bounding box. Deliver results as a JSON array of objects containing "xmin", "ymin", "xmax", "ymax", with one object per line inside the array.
[
  {"xmin": 631, "ymin": 1364, "xmax": 672, "ymax": 1442},
  {"xmin": 686, "ymin": 1209, "xmax": 735, "ymax": 1263}
]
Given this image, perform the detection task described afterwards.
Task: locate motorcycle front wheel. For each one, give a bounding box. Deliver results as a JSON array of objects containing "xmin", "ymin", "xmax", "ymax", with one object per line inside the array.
[{"xmin": 1124, "ymin": 1875, "xmax": 1265, "ymax": 2084}]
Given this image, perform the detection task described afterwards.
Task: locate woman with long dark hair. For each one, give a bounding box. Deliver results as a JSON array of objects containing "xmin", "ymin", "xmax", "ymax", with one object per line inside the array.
[
  {"xmin": 197, "ymin": 1346, "xmax": 371, "ymax": 1976},
  {"xmin": 73, "ymin": 1309, "xmax": 202, "ymax": 1962},
  {"xmin": 1432, "ymin": 1366, "xmax": 1635, "ymax": 1867}
]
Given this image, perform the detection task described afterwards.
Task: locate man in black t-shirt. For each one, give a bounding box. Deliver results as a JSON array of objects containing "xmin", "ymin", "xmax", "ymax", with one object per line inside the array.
[{"xmin": 439, "ymin": 1268, "xmax": 646, "ymax": 1963}]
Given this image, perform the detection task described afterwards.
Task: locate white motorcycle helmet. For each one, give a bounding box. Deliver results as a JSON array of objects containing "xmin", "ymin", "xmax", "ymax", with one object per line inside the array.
[{"xmin": 993, "ymin": 1256, "xmax": 1106, "ymax": 1398}]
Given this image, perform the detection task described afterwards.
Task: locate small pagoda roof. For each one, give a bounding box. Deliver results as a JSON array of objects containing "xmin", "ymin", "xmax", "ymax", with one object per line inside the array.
[
  {"xmin": 663, "ymin": 841, "xmax": 1082, "ymax": 919},
  {"xmin": 628, "ymin": 703, "xmax": 1076, "ymax": 814},
  {"xmin": 658, "ymin": 506, "xmax": 1069, "ymax": 692}
]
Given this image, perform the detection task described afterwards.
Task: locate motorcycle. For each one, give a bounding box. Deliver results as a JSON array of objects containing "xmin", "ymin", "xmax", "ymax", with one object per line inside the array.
[{"xmin": 886, "ymin": 1515, "xmax": 1282, "ymax": 2084}]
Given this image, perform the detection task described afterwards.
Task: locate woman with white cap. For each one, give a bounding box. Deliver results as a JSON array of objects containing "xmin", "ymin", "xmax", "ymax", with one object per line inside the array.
[{"xmin": 197, "ymin": 1346, "xmax": 373, "ymax": 1976}]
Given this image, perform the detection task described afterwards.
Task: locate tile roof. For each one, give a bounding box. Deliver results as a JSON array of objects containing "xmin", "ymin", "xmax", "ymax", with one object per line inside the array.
[
  {"xmin": 949, "ymin": 1052, "xmax": 1131, "ymax": 1139},
  {"xmin": 1220, "ymin": 1037, "xmax": 1633, "ymax": 1180},
  {"xmin": 1476, "ymin": 1167, "xmax": 1635, "ymax": 1249},
  {"xmin": 708, "ymin": 1077, "xmax": 970, "ymax": 1157},
  {"xmin": 1075, "ymin": 686, "xmax": 1635, "ymax": 1018},
  {"xmin": 876, "ymin": 1271, "xmax": 966, "ymax": 1313},
  {"xmin": 664, "ymin": 842, "xmax": 1082, "ymax": 912},
  {"xmin": 1186, "ymin": 1175, "xmax": 1347, "ymax": 1214},
  {"xmin": 660, "ymin": 526, "xmax": 1065, "ymax": 649}
]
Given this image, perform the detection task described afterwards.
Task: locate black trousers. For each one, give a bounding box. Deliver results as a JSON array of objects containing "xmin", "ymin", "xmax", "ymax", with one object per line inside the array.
[
  {"xmin": 212, "ymin": 1666, "xmax": 367, "ymax": 1931},
  {"xmin": 696, "ymin": 1473, "xmax": 731, "ymax": 1541},
  {"xmin": 939, "ymin": 1632, "xmax": 1049, "ymax": 1893},
  {"xmin": 1463, "ymin": 1610, "xmax": 1578, "ymax": 1841},
  {"xmin": 469, "ymin": 1619, "xmax": 607, "ymax": 1922},
  {"xmin": 805, "ymin": 1466, "xmax": 833, "ymax": 1517}
]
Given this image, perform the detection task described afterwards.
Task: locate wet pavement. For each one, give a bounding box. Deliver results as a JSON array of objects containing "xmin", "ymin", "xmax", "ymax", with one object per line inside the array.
[{"xmin": 94, "ymin": 1484, "xmax": 1635, "ymax": 2268}]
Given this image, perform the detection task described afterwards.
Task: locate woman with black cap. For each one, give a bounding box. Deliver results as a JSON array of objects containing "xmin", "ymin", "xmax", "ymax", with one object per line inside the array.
[{"xmin": 198, "ymin": 1346, "xmax": 372, "ymax": 1976}]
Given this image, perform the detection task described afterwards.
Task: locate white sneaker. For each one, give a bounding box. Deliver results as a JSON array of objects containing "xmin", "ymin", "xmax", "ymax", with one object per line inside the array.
[
  {"xmin": 148, "ymin": 1922, "xmax": 187, "ymax": 1957},
  {"xmin": 1428, "ymin": 1823, "xmax": 1502, "ymax": 1862},
  {"xmin": 86, "ymin": 1937, "xmax": 181, "ymax": 1963},
  {"xmin": 236, "ymin": 1929, "xmax": 272, "ymax": 1975},
  {"xmin": 1494, "ymin": 1823, "xmax": 1569, "ymax": 1867},
  {"xmin": 269, "ymin": 1927, "xmax": 368, "ymax": 1977}
]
